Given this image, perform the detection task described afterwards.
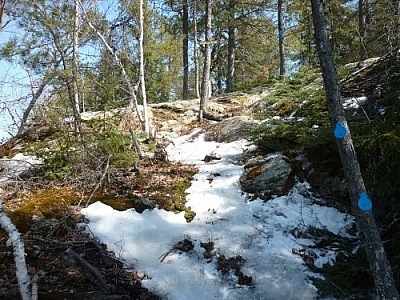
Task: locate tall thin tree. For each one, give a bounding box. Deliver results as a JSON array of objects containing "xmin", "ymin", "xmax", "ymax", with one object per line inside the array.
[
  {"xmin": 310, "ymin": 0, "xmax": 400, "ymax": 298},
  {"xmin": 278, "ymin": 0, "xmax": 285, "ymax": 78},
  {"xmin": 182, "ymin": 0, "xmax": 189, "ymax": 100},
  {"xmin": 358, "ymin": 0, "xmax": 368, "ymax": 61},
  {"xmin": 199, "ymin": 0, "xmax": 212, "ymax": 121},
  {"xmin": 193, "ymin": 0, "xmax": 200, "ymax": 98},
  {"xmin": 72, "ymin": 0, "xmax": 82, "ymax": 136},
  {"xmin": 226, "ymin": 0, "xmax": 236, "ymax": 93},
  {"xmin": 139, "ymin": 0, "xmax": 150, "ymax": 134}
]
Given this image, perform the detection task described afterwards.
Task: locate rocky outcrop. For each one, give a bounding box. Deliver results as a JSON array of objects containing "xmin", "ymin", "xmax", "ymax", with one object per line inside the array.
[
  {"xmin": 239, "ymin": 153, "xmax": 293, "ymax": 197},
  {"xmin": 206, "ymin": 116, "xmax": 257, "ymax": 143}
]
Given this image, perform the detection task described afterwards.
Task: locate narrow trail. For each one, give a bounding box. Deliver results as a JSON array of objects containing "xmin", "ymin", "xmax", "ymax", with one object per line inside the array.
[{"xmin": 83, "ymin": 129, "xmax": 355, "ymax": 300}]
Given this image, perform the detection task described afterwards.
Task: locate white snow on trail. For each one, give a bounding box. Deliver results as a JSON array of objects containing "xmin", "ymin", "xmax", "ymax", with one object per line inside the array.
[{"xmin": 82, "ymin": 129, "xmax": 355, "ymax": 300}]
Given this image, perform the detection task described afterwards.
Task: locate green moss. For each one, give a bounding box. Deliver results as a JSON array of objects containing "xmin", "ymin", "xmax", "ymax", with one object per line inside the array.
[
  {"xmin": 6, "ymin": 187, "xmax": 81, "ymax": 232},
  {"xmin": 184, "ymin": 207, "xmax": 196, "ymax": 223}
]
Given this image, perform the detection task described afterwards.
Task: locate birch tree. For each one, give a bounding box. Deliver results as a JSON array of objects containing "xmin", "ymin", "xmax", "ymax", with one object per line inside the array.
[
  {"xmin": 310, "ymin": 0, "xmax": 400, "ymax": 298},
  {"xmin": 0, "ymin": 198, "xmax": 31, "ymax": 300},
  {"xmin": 139, "ymin": 0, "xmax": 150, "ymax": 134},
  {"xmin": 78, "ymin": 0, "xmax": 149, "ymax": 134},
  {"xmin": 72, "ymin": 0, "xmax": 82, "ymax": 136}
]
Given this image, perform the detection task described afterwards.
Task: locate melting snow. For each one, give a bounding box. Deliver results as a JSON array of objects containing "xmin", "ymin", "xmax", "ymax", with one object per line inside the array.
[{"xmin": 82, "ymin": 130, "xmax": 355, "ymax": 300}]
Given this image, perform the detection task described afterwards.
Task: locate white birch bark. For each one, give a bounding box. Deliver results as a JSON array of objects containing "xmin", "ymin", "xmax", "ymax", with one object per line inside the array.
[
  {"xmin": 72, "ymin": 0, "xmax": 82, "ymax": 135},
  {"xmin": 0, "ymin": 198, "xmax": 31, "ymax": 300},
  {"xmin": 139, "ymin": 0, "xmax": 150, "ymax": 134},
  {"xmin": 77, "ymin": 0, "xmax": 145, "ymax": 129}
]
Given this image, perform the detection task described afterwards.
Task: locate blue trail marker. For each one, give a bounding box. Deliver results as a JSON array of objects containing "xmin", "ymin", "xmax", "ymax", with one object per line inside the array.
[
  {"xmin": 334, "ymin": 121, "xmax": 347, "ymax": 139},
  {"xmin": 358, "ymin": 192, "xmax": 372, "ymax": 211}
]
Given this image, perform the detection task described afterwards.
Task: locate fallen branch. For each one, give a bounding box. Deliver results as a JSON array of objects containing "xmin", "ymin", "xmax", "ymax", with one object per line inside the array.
[
  {"xmin": 0, "ymin": 197, "xmax": 32, "ymax": 300},
  {"xmin": 63, "ymin": 247, "xmax": 109, "ymax": 292}
]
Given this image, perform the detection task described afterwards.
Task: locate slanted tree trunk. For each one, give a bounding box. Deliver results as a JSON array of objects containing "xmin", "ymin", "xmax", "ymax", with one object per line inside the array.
[
  {"xmin": 78, "ymin": 0, "xmax": 148, "ymax": 133},
  {"xmin": 17, "ymin": 76, "xmax": 50, "ymax": 136},
  {"xmin": 310, "ymin": 1, "xmax": 400, "ymax": 299},
  {"xmin": 182, "ymin": 0, "xmax": 189, "ymax": 100},
  {"xmin": 0, "ymin": 198, "xmax": 31, "ymax": 300},
  {"xmin": 199, "ymin": 0, "xmax": 212, "ymax": 121},
  {"xmin": 278, "ymin": 0, "xmax": 286, "ymax": 78}
]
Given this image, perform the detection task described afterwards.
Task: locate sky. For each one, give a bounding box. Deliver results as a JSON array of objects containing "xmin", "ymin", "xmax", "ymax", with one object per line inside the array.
[{"xmin": 82, "ymin": 129, "xmax": 356, "ymax": 300}]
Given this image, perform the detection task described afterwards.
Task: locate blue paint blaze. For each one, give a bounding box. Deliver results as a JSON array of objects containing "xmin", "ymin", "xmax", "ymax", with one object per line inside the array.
[
  {"xmin": 334, "ymin": 122, "xmax": 347, "ymax": 139},
  {"xmin": 358, "ymin": 192, "xmax": 372, "ymax": 211}
]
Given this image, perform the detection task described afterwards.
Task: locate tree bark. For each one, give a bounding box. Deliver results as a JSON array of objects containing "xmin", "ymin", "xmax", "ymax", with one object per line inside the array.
[
  {"xmin": 310, "ymin": 0, "xmax": 400, "ymax": 299},
  {"xmin": 193, "ymin": 0, "xmax": 200, "ymax": 99},
  {"xmin": 0, "ymin": 198, "xmax": 31, "ymax": 300},
  {"xmin": 78, "ymin": 0, "xmax": 147, "ymax": 132},
  {"xmin": 0, "ymin": 0, "xmax": 5, "ymax": 32},
  {"xmin": 72, "ymin": 0, "xmax": 82, "ymax": 136},
  {"xmin": 17, "ymin": 76, "xmax": 50, "ymax": 136},
  {"xmin": 359, "ymin": 0, "xmax": 368, "ymax": 61},
  {"xmin": 199, "ymin": 0, "xmax": 212, "ymax": 121},
  {"xmin": 182, "ymin": 0, "xmax": 189, "ymax": 100},
  {"xmin": 278, "ymin": 0, "xmax": 286, "ymax": 78},
  {"xmin": 226, "ymin": 0, "xmax": 236, "ymax": 93},
  {"xmin": 139, "ymin": 0, "xmax": 150, "ymax": 134}
]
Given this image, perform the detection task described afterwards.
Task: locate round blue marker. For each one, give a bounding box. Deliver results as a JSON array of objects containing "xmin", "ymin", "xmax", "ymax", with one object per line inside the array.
[
  {"xmin": 334, "ymin": 122, "xmax": 347, "ymax": 139},
  {"xmin": 358, "ymin": 192, "xmax": 372, "ymax": 211}
]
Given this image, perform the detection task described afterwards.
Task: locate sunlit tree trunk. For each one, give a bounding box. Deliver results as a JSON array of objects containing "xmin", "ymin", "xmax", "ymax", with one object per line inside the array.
[
  {"xmin": 226, "ymin": 0, "xmax": 235, "ymax": 93},
  {"xmin": 310, "ymin": 0, "xmax": 400, "ymax": 298},
  {"xmin": 0, "ymin": 0, "xmax": 5, "ymax": 31},
  {"xmin": 0, "ymin": 198, "xmax": 31, "ymax": 300},
  {"xmin": 78, "ymin": 0, "xmax": 146, "ymax": 132},
  {"xmin": 199, "ymin": 0, "xmax": 212, "ymax": 121},
  {"xmin": 17, "ymin": 75, "xmax": 50, "ymax": 136},
  {"xmin": 182, "ymin": 0, "xmax": 189, "ymax": 100},
  {"xmin": 193, "ymin": 0, "xmax": 200, "ymax": 98},
  {"xmin": 72, "ymin": 0, "xmax": 82, "ymax": 136},
  {"xmin": 139, "ymin": 0, "xmax": 150, "ymax": 134}
]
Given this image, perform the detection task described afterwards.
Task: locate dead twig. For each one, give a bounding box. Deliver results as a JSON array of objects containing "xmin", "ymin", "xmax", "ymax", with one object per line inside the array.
[
  {"xmin": 84, "ymin": 155, "xmax": 111, "ymax": 207},
  {"xmin": 63, "ymin": 247, "xmax": 109, "ymax": 292}
]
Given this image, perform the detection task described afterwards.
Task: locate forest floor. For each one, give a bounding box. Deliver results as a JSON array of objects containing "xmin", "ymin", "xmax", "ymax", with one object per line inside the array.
[
  {"xmin": 0, "ymin": 87, "xmax": 270, "ymax": 299},
  {"xmin": 0, "ymin": 157, "xmax": 200, "ymax": 299}
]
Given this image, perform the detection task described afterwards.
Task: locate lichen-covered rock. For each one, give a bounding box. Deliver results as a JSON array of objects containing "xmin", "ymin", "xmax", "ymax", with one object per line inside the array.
[
  {"xmin": 239, "ymin": 153, "xmax": 293, "ymax": 195},
  {"xmin": 206, "ymin": 116, "xmax": 256, "ymax": 143}
]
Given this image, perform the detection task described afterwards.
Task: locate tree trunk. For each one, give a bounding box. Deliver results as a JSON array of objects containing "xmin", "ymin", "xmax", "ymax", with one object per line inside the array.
[
  {"xmin": 78, "ymin": 0, "xmax": 146, "ymax": 132},
  {"xmin": 72, "ymin": 0, "xmax": 82, "ymax": 136},
  {"xmin": 17, "ymin": 76, "xmax": 50, "ymax": 136},
  {"xmin": 139, "ymin": 0, "xmax": 150, "ymax": 134},
  {"xmin": 0, "ymin": 0, "xmax": 5, "ymax": 32},
  {"xmin": 359, "ymin": 0, "xmax": 368, "ymax": 61},
  {"xmin": 226, "ymin": 0, "xmax": 236, "ymax": 93},
  {"xmin": 199, "ymin": 0, "xmax": 212, "ymax": 121},
  {"xmin": 193, "ymin": 0, "xmax": 200, "ymax": 99},
  {"xmin": 182, "ymin": 0, "xmax": 189, "ymax": 100},
  {"xmin": 278, "ymin": 0, "xmax": 286, "ymax": 78},
  {"xmin": 310, "ymin": 0, "xmax": 400, "ymax": 299},
  {"xmin": 0, "ymin": 198, "xmax": 31, "ymax": 300}
]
